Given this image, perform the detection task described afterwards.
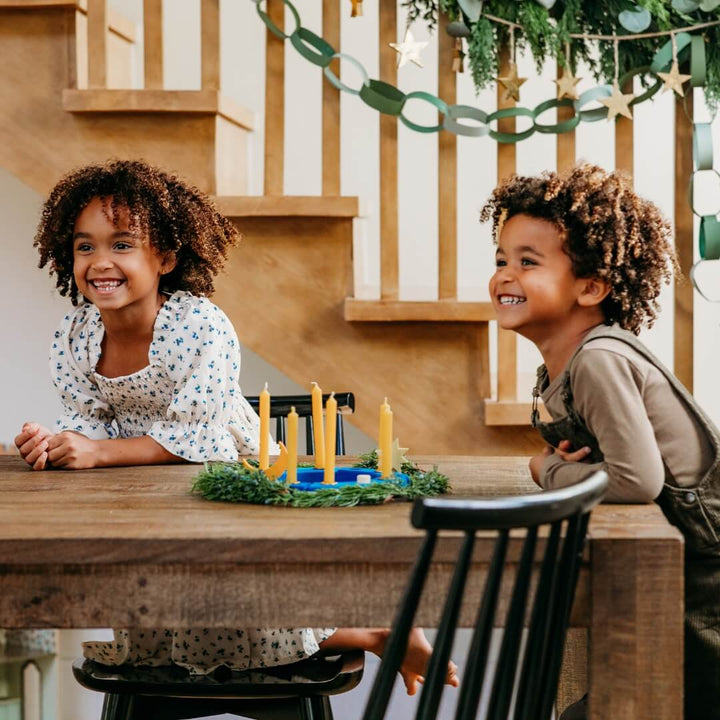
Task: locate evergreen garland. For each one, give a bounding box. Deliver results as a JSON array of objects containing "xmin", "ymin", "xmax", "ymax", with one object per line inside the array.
[
  {"xmin": 402, "ymin": 0, "xmax": 720, "ymax": 108},
  {"xmin": 192, "ymin": 452, "xmax": 450, "ymax": 508}
]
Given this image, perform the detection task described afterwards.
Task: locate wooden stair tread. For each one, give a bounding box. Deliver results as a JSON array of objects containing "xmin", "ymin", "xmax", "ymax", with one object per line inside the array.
[
  {"xmin": 484, "ymin": 399, "xmax": 551, "ymax": 426},
  {"xmin": 0, "ymin": 1, "xmax": 76, "ymax": 6},
  {"xmin": 344, "ymin": 298, "xmax": 495, "ymax": 322},
  {"xmin": 214, "ymin": 196, "xmax": 358, "ymax": 218},
  {"xmin": 62, "ymin": 89, "xmax": 253, "ymax": 130}
]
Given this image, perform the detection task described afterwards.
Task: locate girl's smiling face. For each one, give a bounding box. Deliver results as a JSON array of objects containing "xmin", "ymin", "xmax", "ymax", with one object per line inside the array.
[
  {"xmin": 489, "ymin": 213, "xmax": 591, "ymax": 341},
  {"xmin": 73, "ymin": 196, "xmax": 170, "ymax": 313}
]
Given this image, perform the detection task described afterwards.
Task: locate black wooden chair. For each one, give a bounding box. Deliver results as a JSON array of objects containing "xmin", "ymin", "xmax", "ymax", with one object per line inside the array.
[
  {"xmin": 362, "ymin": 470, "xmax": 609, "ymax": 720},
  {"xmin": 245, "ymin": 392, "xmax": 355, "ymax": 454},
  {"xmin": 73, "ymin": 649, "xmax": 364, "ymax": 720}
]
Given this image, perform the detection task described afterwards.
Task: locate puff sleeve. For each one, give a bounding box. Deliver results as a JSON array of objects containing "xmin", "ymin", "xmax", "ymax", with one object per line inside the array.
[{"xmin": 146, "ymin": 298, "xmax": 263, "ymax": 462}]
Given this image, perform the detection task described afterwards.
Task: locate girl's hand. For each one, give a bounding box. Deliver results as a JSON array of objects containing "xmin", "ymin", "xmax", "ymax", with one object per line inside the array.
[
  {"xmin": 46, "ymin": 432, "xmax": 98, "ymax": 470},
  {"xmin": 15, "ymin": 422, "xmax": 54, "ymax": 471}
]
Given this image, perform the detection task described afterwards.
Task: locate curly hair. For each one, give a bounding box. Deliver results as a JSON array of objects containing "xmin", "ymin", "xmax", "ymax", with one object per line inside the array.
[
  {"xmin": 480, "ymin": 164, "xmax": 679, "ymax": 335},
  {"xmin": 34, "ymin": 159, "xmax": 240, "ymax": 304}
]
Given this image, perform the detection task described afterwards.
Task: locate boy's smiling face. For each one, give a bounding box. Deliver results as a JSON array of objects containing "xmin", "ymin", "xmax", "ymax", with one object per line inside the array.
[{"xmin": 489, "ymin": 213, "xmax": 593, "ymax": 341}]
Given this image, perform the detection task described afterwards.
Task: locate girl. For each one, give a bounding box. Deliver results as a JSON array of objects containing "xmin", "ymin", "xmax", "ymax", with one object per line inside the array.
[
  {"xmin": 482, "ymin": 164, "xmax": 719, "ymax": 720},
  {"xmin": 14, "ymin": 160, "xmax": 456, "ymax": 694}
]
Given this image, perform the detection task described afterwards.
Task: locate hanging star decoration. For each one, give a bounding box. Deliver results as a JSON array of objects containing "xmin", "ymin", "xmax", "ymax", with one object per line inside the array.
[
  {"xmin": 599, "ymin": 81, "xmax": 634, "ymax": 120},
  {"xmin": 350, "ymin": 0, "xmax": 363, "ymax": 17},
  {"xmin": 657, "ymin": 61, "xmax": 692, "ymax": 97},
  {"xmin": 554, "ymin": 65, "xmax": 581, "ymax": 100},
  {"xmin": 389, "ymin": 28, "xmax": 429, "ymax": 69},
  {"xmin": 497, "ymin": 62, "xmax": 527, "ymax": 102}
]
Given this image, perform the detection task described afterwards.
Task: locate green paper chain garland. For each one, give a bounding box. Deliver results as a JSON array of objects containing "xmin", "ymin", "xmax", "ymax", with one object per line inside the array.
[
  {"xmin": 253, "ymin": 0, "xmax": 720, "ymax": 292},
  {"xmin": 254, "ymin": 0, "xmax": 706, "ymax": 143},
  {"xmin": 192, "ymin": 451, "xmax": 450, "ymax": 507}
]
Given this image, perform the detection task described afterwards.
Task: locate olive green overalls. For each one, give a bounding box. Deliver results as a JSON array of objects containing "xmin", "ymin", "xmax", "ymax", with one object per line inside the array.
[{"xmin": 532, "ymin": 325, "xmax": 720, "ymax": 720}]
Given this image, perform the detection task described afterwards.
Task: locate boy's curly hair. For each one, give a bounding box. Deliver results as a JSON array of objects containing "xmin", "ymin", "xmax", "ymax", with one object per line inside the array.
[
  {"xmin": 480, "ymin": 164, "xmax": 679, "ymax": 335},
  {"xmin": 34, "ymin": 159, "xmax": 240, "ymax": 304}
]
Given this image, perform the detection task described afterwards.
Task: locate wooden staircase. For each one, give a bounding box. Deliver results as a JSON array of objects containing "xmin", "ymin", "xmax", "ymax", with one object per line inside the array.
[{"xmin": 0, "ymin": 0, "xmax": 544, "ymax": 455}]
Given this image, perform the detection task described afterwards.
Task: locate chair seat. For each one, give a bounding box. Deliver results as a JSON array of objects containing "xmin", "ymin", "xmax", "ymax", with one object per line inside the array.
[{"xmin": 72, "ymin": 651, "xmax": 364, "ymax": 700}]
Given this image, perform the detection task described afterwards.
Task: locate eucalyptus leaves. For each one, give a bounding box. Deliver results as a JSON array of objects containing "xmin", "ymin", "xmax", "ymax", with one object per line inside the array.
[{"xmin": 402, "ymin": 0, "xmax": 720, "ymax": 108}]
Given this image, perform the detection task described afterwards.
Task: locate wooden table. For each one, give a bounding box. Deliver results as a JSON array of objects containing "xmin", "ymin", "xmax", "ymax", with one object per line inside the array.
[{"xmin": 0, "ymin": 456, "xmax": 683, "ymax": 719}]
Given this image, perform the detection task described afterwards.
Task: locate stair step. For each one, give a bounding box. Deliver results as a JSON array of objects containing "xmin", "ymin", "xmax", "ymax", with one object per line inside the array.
[
  {"xmin": 0, "ymin": 1, "xmax": 75, "ymax": 6},
  {"xmin": 484, "ymin": 400, "xmax": 551, "ymax": 426},
  {"xmin": 344, "ymin": 299, "xmax": 494, "ymax": 322},
  {"xmin": 214, "ymin": 196, "xmax": 359, "ymax": 218},
  {"xmin": 63, "ymin": 89, "xmax": 253, "ymax": 129}
]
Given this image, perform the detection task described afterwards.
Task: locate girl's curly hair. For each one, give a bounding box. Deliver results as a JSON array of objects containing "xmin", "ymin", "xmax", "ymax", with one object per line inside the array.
[
  {"xmin": 34, "ymin": 159, "xmax": 240, "ymax": 304},
  {"xmin": 480, "ymin": 164, "xmax": 679, "ymax": 335}
]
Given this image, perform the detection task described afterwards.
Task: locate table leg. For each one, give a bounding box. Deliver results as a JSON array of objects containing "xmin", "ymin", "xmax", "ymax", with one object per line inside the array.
[{"xmin": 589, "ymin": 537, "xmax": 684, "ymax": 720}]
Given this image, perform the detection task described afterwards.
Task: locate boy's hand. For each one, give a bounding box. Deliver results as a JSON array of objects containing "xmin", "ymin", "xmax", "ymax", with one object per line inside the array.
[
  {"xmin": 554, "ymin": 439, "xmax": 591, "ymax": 462},
  {"xmin": 529, "ymin": 441, "xmax": 592, "ymax": 486},
  {"xmin": 15, "ymin": 422, "xmax": 54, "ymax": 471},
  {"xmin": 529, "ymin": 446, "xmax": 553, "ymax": 486},
  {"xmin": 46, "ymin": 432, "xmax": 98, "ymax": 470}
]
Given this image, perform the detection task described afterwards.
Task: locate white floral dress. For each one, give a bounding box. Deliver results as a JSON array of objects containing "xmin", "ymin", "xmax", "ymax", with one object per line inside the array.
[{"xmin": 50, "ymin": 290, "xmax": 334, "ymax": 673}]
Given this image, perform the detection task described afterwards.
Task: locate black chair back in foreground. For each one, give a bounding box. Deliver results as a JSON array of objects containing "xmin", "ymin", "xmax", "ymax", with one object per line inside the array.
[
  {"xmin": 245, "ymin": 392, "xmax": 355, "ymax": 455},
  {"xmin": 362, "ymin": 470, "xmax": 608, "ymax": 720},
  {"xmin": 73, "ymin": 649, "xmax": 364, "ymax": 720}
]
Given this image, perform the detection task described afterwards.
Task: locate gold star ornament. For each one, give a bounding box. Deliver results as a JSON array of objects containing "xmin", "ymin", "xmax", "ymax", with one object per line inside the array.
[
  {"xmin": 497, "ymin": 62, "xmax": 527, "ymax": 102},
  {"xmin": 350, "ymin": 0, "xmax": 363, "ymax": 17},
  {"xmin": 657, "ymin": 61, "xmax": 692, "ymax": 97},
  {"xmin": 389, "ymin": 29, "xmax": 429, "ymax": 69},
  {"xmin": 599, "ymin": 81, "xmax": 634, "ymax": 121},
  {"xmin": 554, "ymin": 66, "xmax": 581, "ymax": 100}
]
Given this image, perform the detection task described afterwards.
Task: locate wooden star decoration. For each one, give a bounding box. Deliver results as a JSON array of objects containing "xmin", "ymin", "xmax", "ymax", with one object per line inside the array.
[
  {"xmin": 389, "ymin": 29, "xmax": 429, "ymax": 69},
  {"xmin": 390, "ymin": 439, "xmax": 410, "ymax": 471},
  {"xmin": 657, "ymin": 61, "xmax": 692, "ymax": 97},
  {"xmin": 497, "ymin": 62, "xmax": 527, "ymax": 102},
  {"xmin": 598, "ymin": 82, "xmax": 634, "ymax": 121},
  {"xmin": 554, "ymin": 66, "xmax": 581, "ymax": 100}
]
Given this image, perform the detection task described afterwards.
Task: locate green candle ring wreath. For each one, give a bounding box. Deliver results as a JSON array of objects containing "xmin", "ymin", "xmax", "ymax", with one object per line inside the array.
[{"xmin": 192, "ymin": 451, "xmax": 451, "ymax": 508}]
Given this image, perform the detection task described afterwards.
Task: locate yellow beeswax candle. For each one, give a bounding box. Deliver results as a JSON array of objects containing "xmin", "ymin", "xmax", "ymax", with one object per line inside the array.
[
  {"xmin": 287, "ymin": 406, "xmax": 298, "ymax": 484},
  {"xmin": 311, "ymin": 381, "xmax": 325, "ymax": 469},
  {"xmin": 259, "ymin": 382, "xmax": 270, "ymax": 470},
  {"xmin": 379, "ymin": 398, "xmax": 393, "ymax": 478},
  {"xmin": 323, "ymin": 392, "xmax": 337, "ymax": 484}
]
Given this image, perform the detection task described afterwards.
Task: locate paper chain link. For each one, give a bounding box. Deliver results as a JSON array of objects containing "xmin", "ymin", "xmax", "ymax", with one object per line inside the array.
[{"xmin": 254, "ymin": 0, "xmax": 720, "ymax": 294}]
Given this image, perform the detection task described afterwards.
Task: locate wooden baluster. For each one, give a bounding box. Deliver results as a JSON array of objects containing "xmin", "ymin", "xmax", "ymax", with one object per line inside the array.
[
  {"xmin": 556, "ymin": 62, "xmax": 575, "ymax": 172},
  {"xmin": 615, "ymin": 78, "xmax": 633, "ymax": 176},
  {"xmin": 438, "ymin": 16, "xmax": 457, "ymax": 300},
  {"xmin": 264, "ymin": 0, "xmax": 285, "ymax": 196},
  {"xmin": 675, "ymin": 90, "xmax": 694, "ymax": 391},
  {"xmin": 87, "ymin": 0, "xmax": 107, "ymax": 89},
  {"xmin": 496, "ymin": 44, "xmax": 517, "ymax": 402},
  {"xmin": 201, "ymin": 0, "xmax": 220, "ymax": 90},
  {"xmin": 379, "ymin": 0, "xmax": 398, "ymax": 300},
  {"xmin": 322, "ymin": 0, "xmax": 341, "ymax": 196},
  {"xmin": 143, "ymin": 0, "xmax": 163, "ymax": 89}
]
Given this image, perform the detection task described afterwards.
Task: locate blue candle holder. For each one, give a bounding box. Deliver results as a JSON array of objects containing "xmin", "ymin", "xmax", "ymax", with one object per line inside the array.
[{"xmin": 277, "ymin": 466, "xmax": 410, "ymax": 491}]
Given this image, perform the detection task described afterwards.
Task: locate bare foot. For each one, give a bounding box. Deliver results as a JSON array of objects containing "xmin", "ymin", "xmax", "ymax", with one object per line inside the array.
[
  {"xmin": 317, "ymin": 627, "xmax": 459, "ymax": 697},
  {"xmin": 399, "ymin": 628, "xmax": 459, "ymax": 696}
]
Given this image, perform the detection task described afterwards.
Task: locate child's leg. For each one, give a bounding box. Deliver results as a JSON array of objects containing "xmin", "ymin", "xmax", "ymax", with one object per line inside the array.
[{"xmin": 318, "ymin": 627, "xmax": 458, "ymax": 696}]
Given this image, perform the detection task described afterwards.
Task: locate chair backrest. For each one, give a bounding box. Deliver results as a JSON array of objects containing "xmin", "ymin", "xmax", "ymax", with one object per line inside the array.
[
  {"xmin": 362, "ymin": 471, "xmax": 609, "ymax": 720},
  {"xmin": 245, "ymin": 392, "xmax": 355, "ymax": 454}
]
